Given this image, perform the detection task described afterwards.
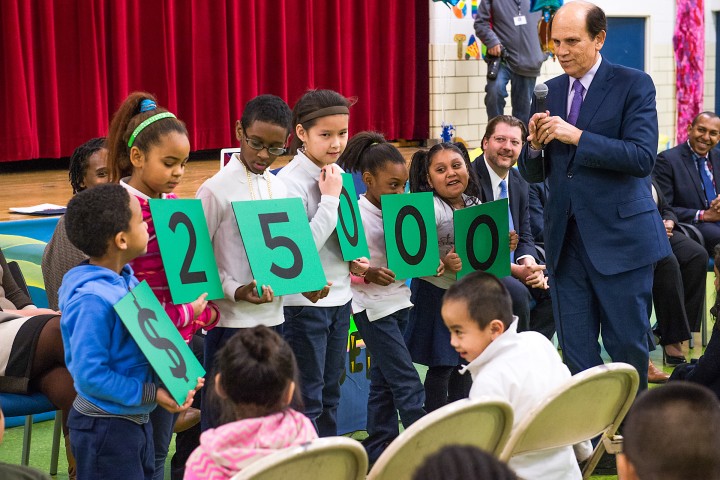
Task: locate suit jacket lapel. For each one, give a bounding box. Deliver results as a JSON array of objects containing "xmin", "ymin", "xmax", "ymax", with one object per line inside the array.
[
  {"xmin": 680, "ymin": 144, "xmax": 707, "ymax": 206},
  {"xmin": 575, "ymin": 59, "xmax": 612, "ymax": 131},
  {"xmin": 550, "ymin": 75, "xmax": 570, "ymax": 121},
  {"xmin": 710, "ymin": 148, "xmax": 720, "ymax": 195},
  {"xmin": 475, "ymin": 155, "xmax": 494, "ymax": 203},
  {"xmin": 508, "ymin": 170, "xmax": 521, "ymax": 224}
]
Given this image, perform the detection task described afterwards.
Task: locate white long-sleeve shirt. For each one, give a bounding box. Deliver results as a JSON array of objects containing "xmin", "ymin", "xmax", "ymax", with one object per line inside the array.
[
  {"xmin": 462, "ymin": 320, "xmax": 583, "ymax": 480},
  {"xmin": 351, "ymin": 195, "xmax": 413, "ymax": 320},
  {"xmin": 276, "ymin": 151, "xmax": 351, "ymax": 307},
  {"xmin": 196, "ymin": 154, "xmax": 286, "ymax": 328}
]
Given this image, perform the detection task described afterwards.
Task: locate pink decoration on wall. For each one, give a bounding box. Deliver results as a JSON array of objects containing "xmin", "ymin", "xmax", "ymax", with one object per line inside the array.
[{"xmin": 674, "ymin": 0, "xmax": 704, "ymax": 144}]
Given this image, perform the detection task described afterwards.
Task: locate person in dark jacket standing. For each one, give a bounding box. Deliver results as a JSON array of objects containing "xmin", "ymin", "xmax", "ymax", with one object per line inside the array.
[{"xmin": 474, "ymin": 0, "xmax": 546, "ymax": 125}]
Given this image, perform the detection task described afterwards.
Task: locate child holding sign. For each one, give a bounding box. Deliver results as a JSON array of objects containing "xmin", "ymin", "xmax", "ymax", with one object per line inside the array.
[
  {"xmin": 60, "ymin": 184, "xmax": 202, "ymax": 480},
  {"xmin": 337, "ymin": 132, "xmax": 428, "ymax": 463},
  {"xmin": 405, "ymin": 143, "xmax": 518, "ymax": 412},
  {"xmin": 185, "ymin": 326, "xmax": 317, "ymax": 479},
  {"xmin": 277, "ymin": 89, "xmax": 366, "ymax": 436},
  {"xmin": 196, "ymin": 94, "xmax": 293, "ymax": 431},
  {"xmin": 106, "ymin": 92, "xmax": 219, "ymax": 479}
]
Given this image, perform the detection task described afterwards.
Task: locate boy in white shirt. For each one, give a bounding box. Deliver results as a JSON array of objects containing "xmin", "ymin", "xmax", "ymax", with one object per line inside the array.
[
  {"xmin": 196, "ymin": 94, "xmax": 292, "ymax": 430},
  {"xmin": 441, "ymin": 271, "xmax": 583, "ymax": 480}
]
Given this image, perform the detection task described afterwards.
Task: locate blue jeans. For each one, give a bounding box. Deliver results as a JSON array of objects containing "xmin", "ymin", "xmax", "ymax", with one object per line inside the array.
[
  {"xmin": 69, "ymin": 407, "xmax": 154, "ymax": 480},
  {"xmin": 283, "ymin": 302, "xmax": 351, "ymax": 437},
  {"xmin": 484, "ymin": 62, "xmax": 536, "ymax": 125},
  {"xmin": 201, "ymin": 325, "xmax": 283, "ymax": 432},
  {"xmin": 354, "ymin": 308, "xmax": 426, "ymax": 462}
]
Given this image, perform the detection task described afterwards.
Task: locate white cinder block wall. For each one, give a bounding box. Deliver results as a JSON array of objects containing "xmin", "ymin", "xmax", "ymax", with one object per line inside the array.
[{"xmin": 428, "ymin": 0, "xmax": 719, "ymax": 149}]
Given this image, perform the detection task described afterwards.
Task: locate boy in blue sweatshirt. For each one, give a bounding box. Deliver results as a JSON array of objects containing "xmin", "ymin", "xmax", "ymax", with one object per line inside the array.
[{"xmin": 59, "ymin": 184, "xmax": 202, "ymax": 480}]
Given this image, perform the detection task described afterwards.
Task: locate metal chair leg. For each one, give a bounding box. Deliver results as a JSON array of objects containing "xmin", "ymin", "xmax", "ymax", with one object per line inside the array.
[
  {"xmin": 21, "ymin": 415, "xmax": 32, "ymax": 466},
  {"xmin": 50, "ymin": 411, "xmax": 62, "ymax": 475}
]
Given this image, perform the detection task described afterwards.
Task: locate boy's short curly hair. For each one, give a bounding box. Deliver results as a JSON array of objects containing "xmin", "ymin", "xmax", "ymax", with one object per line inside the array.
[{"xmin": 65, "ymin": 184, "xmax": 133, "ymax": 258}]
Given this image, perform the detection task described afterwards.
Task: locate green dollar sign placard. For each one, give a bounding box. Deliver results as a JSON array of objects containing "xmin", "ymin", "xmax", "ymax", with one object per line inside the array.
[
  {"xmin": 381, "ymin": 192, "xmax": 440, "ymax": 279},
  {"xmin": 232, "ymin": 198, "xmax": 327, "ymax": 297},
  {"xmin": 114, "ymin": 281, "xmax": 206, "ymax": 405},
  {"xmin": 454, "ymin": 199, "xmax": 511, "ymax": 279},
  {"xmin": 149, "ymin": 199, "xmax": 223, "ymax": 304},
  {"xmin": 336, "ymin": 173, "xmax": 370, "ymax": 261}
]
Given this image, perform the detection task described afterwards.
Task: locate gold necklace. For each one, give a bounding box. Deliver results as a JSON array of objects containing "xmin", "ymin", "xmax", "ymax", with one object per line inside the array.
[{"xmin": 245, "ymin": 163, "xmax": 272, "ymax": 200}]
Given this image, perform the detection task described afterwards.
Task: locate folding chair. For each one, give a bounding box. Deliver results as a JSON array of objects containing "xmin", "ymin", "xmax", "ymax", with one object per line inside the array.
[
  {"xmin": 231, "ymin": 437, "xmax": 368, "ymax": 480},
  {"xmin": 367, "ymin": 397, "xmax": 513, "ymax": 480},
  {"xmin": 220, "ymin": 147, "xmax": 242, "ymax": 169},
  {"xmin": 498, "ymin": 362, "xmax": 639, "ymax": 479}
]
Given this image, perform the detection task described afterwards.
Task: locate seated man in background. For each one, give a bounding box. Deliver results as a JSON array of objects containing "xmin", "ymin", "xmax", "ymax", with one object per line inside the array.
[
  {"xmin": 617, "ymin": 382, "xmax": 720, "ymax": 480},
  {"xmin": 471, "ymin": 115, "xmax": 553, "ymax": 338},
  {"xmin": 654, "ymin": 111, "xmax": 720, "ymax": 256}
]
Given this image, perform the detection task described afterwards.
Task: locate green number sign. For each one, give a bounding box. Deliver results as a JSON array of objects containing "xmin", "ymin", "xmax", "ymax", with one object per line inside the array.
[
  {"xmin": 114, "ymin": 281, "xmax": 206, "ymax": 405},
  {"xmin": 149, "ymin": 199, "xmax": 224, "ymax": 304},
  {"xmin": 454, "ymin": 199, "xmax": 511, "ymax": 279},
  {"xmin": 381, "ymin": 192, "xmax": 439, "ymax": 279},
  {"xmin": 232, "ymin": 198, "xmax": 327, "ymax": 296},
  {"xmin": 336, "ymin": 174, "xmax": 370, "ymax": 261}
]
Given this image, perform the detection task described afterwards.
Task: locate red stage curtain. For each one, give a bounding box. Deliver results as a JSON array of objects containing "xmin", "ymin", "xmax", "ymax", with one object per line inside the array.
[{"xmin": 0, "ymin": 0, "xmax": 428, "ymax": 162}]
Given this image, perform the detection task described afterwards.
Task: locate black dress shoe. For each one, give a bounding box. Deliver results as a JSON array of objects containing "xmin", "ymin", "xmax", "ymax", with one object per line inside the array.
[{"xmin": 663, "ymin": 349, "xmax": 687, "ymax": 366}]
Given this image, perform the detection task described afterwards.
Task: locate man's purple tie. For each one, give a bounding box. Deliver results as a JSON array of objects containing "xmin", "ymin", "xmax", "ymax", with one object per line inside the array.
[{"xmin": 567, "ymin": 80, "xmax": 585, "ymax": 126}]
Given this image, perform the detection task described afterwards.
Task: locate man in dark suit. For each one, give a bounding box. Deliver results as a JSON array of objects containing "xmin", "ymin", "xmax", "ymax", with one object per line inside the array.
[
  {"xmin": 653, "ymin": 111, "xmax": 720, "ymax": 256},
  {"xmin": 518, "ymin": 1, "xmax": 670, "ymax": 390},
  {"xmin": 472, "ymin": 115, "xmax": 554, "ymax": 338}
]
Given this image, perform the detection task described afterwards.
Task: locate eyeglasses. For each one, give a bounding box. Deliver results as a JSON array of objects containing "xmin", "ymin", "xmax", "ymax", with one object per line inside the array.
[
  {"xmin": 244, "ymin": 135, "xmax": 287, "ymax": 156},
  {"xmin": 490, "ymin": 136, "xmax": 522, "ymax": 148}
]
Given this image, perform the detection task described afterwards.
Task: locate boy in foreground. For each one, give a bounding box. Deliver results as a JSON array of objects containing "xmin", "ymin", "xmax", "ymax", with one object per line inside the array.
[
  {"xmin": 59, "ymin": 184, "xmax": 201, "ymax": 479},
  {"xmin": 442, "ymin": 271, "xmax": 587, "ymax": 480}
]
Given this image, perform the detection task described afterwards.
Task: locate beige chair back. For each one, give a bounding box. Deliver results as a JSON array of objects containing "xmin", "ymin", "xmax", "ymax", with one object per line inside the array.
[
  {"xmin": 367, "ymin": 397, "xmax": 514, "ymax": 480},
  {"xmin": 231, "ymin": 436, "xmax": 368, "ymax": 480},
  {"xmin": 499, "ymin": 362, "xmax": 639, "ymax": 479}
]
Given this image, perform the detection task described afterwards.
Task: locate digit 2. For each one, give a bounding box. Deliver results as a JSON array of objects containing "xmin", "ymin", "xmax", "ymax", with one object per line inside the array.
[
  {"xmin": 466, "ymin": 214, "xmax": 499, "ymax": 271},
  {"xmin": 169, "ymin": 211, "xmax": 208, "ymax": 284},
  {"xmin": 258, "ymin": 212, "xmax": 303, "ymax": 279},
  {"xmin": 338, "ymin": 186, "xmax": 359, "ymax": 247},
  {"xmin": 395, "ymin": 205, "xmax": 428, "ymax": 266}
]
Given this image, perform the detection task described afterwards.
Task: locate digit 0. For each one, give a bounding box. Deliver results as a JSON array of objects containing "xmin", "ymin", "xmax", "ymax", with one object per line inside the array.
[
  {"xmin": 258, "ymin": 212, "xmax": 303, "ymax": 280},
  {"xmin": 395, "ymin": 205, "xmax": 428, "ymax": 266},
  {"xmin": 169, "ymin": 211, "xmax": 208, "ymax": 285},
  {"xmin": 338, "ymin": 186, "xmax": 359, "ymax": 247},
  {"xmin": 466, "ymin": 214, "xmax": 499, "ymax": 271}
]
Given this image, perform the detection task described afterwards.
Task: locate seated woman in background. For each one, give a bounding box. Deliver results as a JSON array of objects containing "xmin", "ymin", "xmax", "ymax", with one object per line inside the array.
[
  {"xmin": 42, "ymin": 137, "xmax": 108, "ymax": 310},
  {"xmin": 0, "ymin": 247, "xmax": 76, "ymax": 479},
  {"xmin": 670, "ymin": 245, "xmax": 720, "ymax": 399}
]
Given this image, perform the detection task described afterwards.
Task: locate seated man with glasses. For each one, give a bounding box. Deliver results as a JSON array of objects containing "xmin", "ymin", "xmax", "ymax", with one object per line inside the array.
[{"xmin": 471, "ymin": 115, "xmax": 553, "ymax": 338}]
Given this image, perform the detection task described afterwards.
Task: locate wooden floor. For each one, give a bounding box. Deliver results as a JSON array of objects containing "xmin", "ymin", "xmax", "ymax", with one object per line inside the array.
[{"xmin": 0, "ymin": 147, "xmax": 422, "ymax": 223}]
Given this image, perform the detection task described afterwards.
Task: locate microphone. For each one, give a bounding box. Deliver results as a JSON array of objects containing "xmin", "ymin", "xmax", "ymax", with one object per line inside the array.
[{"xmin": 534, "ymin": 83, "xmax": 548, "ymax": 113}]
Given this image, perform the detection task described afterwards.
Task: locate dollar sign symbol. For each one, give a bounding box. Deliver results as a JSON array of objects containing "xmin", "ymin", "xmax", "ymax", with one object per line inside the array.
[{"xmin": 134, "ymin": 299, "xmax": 188, "ymax": 382}]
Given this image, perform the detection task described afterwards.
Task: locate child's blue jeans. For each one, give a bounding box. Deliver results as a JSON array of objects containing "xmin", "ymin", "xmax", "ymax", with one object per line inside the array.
[
  {"xmin": 354, "ymin": 308, "xmax": 426, "ymax": 463},
  {"xmin": 283, "ymin": 302, "xmax": 351, "ymax": 436},
  {"xmin": 68, "ymin": 407, "xmax": 153, "ymax": 480}
]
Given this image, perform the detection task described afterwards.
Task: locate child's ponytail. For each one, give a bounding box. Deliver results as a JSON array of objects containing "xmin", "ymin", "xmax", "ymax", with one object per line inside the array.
[
  {"xmin": 337, "ymin": 131, "xmax": 405, "ymax": 176},
  {"xmin": 106, "ymin": 92, "xmax": 188, "ymax": 182},
  {"xmin": 214, "ymin": 326, "xmax": 298, "ymax": 422}
]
